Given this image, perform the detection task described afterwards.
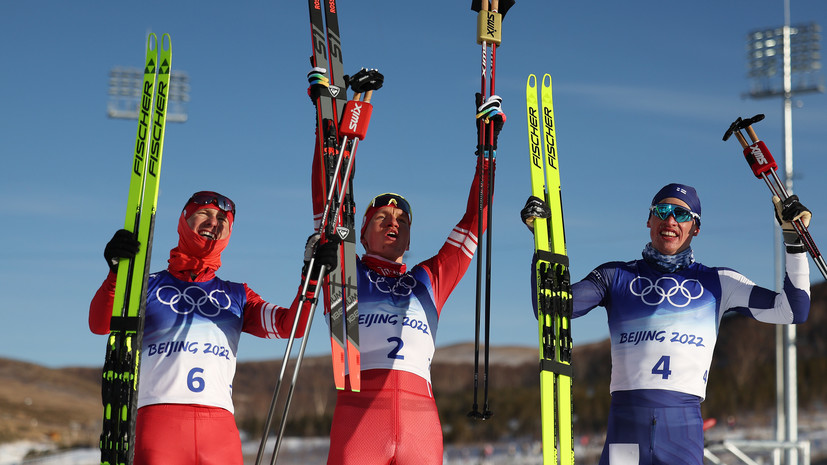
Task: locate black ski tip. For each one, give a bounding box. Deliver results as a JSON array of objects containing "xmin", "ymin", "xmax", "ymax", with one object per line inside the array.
[{"xmin": 471, "ymin": 0, "xmax": 515, "ymax": 19}]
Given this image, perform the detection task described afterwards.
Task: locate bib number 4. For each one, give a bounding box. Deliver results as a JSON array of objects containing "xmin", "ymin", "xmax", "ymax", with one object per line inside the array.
[{"xmin": 651, "ymin": 355, "xmax": 672, "ymax": 380}]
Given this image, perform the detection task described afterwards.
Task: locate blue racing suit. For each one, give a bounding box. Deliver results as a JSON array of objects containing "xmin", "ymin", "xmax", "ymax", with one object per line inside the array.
[{"xmin": 571, "ymin": 251, "xmax": 809, "ymax": 465}]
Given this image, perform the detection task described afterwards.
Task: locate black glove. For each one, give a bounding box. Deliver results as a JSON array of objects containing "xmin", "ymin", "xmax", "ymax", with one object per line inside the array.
[
  {"xmin": 520, "ymin": 196, "xmax": 551, "ymax": 232},
  {"xmin": 774, "ymin": 195, "xmax": 812, "ymax": 253},
  {"xmin": 302, "ymin": 233, "xmax": 339, "ymax": 280},
  {"xmin": 475, "ymin": 93, "xmax": 506, "ymax": 155},
  {"xmin": 103, "ymin": 229, "xmax": 140, "ymax": 274}
]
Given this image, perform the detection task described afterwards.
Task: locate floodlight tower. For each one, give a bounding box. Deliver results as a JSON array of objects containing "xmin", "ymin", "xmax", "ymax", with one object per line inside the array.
[
  {"xmin": 745, "ymin": 2, "xmax": 823, "ymax": 464},
  {"xmin": 107, "ymin": 67, "xmax": 190, "ymax": 123}
]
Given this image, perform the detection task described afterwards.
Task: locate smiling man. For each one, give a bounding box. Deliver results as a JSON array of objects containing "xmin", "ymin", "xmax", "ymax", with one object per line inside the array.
[
  {"xmin": 521, "ymin": 183, "xmax": 813, "ymax": 465},
  {"xmin": 646, "ymin": 186, "xmax": 701, "ymax": 256},
  {"xmin": 89, "ymin": 191, "xmax": 337, "ymax": 465}
]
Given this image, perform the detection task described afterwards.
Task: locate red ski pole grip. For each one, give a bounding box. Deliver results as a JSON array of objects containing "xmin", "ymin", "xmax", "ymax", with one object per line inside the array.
[
  {"xmin": 339, "ymin": 100, "xmax": 373, "ymax": 140},
  {"xmin": 742, "ymin": 141, "xmax": 777, "ymax": 178}
]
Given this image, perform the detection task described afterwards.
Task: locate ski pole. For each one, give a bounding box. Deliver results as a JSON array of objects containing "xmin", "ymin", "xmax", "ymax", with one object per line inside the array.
[
  {"xmin": 481, "ymin": 0, "xmax": 499, "ymax": 421},
  {"xmin": 254, "ymin": 105, "xmax": 343, "ymax": 465},
  {"xmin": 266, "ymin": 275, "xmax": 325, "ymax": 465},
  {"xmin": 255, "ymin": 71, "xmax": 383, "ymax": 465},
  {"xmin": 258, "ymin": 154, "xmax": 361, "ymax": 464},
  {"xmin": 255, "ymin": 204, "xmax": 342, "ymax": 465},
  {"xmin": 254, "ymin": 266, "xmax": 323, "ymax": 465},
  {"xmin": 468, "ymin": 0, "xmax": 513, "ymax": 421},
  {"xmin": 469, "ymin": 0, "xmax": 495, "ymax": 421},
  {"xmin": 254, "ymin": 65, "xmax": 348, "ymax": 464},
  {"xmin": 325, "ymin": 68, "xmax": 382, "ymax": 394},
  {"xmin": 723, "ymin": 114, "xmax": 827, "ymax": 279}
]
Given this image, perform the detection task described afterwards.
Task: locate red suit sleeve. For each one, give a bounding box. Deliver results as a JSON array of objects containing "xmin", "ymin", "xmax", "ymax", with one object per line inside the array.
[
  {"xmin": 241, "ymin": 277, "xmax": 318, "ymax": 339},
  {"xmin": 418, "ymin": 157, "xmax": 494, "ymax": 314},
  {"xmin": 89, "ymin": 272, "xmax": 117, "ymax": 335}
]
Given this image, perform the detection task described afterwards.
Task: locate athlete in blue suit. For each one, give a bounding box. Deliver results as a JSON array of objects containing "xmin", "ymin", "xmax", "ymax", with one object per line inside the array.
[{"xmin": 521, "ymin": 183, "xmax": 812, "ymax": 465}]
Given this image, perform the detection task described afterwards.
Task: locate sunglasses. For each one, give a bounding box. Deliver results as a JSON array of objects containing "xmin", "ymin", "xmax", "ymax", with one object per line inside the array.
[
  {"xmin": 366, "ymin": 193, "xmax": 412, "ymax": 222},
  {"xmin": 649, "ymin": 203, "xmax": 699, "ymax": 223},
  {"xmin": 187, "ymin": 191, "xmax": 236, "ymax": 216}
]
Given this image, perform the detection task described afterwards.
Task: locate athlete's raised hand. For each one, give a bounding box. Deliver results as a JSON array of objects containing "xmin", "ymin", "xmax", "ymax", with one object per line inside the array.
[
  {"xmin": 475, "ymin": 93, "xmax": 506, "ymax": 155},
  {"xmin": 103, "ymin": 229, "xmax": 140, "ymax": 274}
]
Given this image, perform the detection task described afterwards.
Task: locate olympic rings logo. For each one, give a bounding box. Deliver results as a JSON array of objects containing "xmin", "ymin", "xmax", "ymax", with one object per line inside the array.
[
  {"xmin": 629, "ymin": 276, "xmax": 704, "ymax": 308},
  {"xmin": 156, "ymin": 285, "xmax": 232, "ymax": 317},
  {"xmin": 367, "ymin": 271, "xmax": 418, "ymax": 296}
]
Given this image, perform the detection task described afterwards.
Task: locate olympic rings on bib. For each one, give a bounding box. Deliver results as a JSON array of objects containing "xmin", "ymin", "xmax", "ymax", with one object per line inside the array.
[
  {"xmin": 629, "ymin": 276, "xmax": 704, "ymax": 308},
  {"xmin": 156, "ymin": 285, "xmax": 232, "ymax": 317},
  {"xmin": 367, "ymin": 271, "xmax": 418, "ymax": 296}
]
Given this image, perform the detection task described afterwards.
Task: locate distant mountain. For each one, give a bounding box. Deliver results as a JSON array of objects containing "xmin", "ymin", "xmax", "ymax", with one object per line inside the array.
[
  {"xmin": 2, "ymin": 281, "xmax": 826, "ymax": 448},
  {"xmin": 0, "ymin": 358, "xmax": 101, "ymax": 445},
  {"xmin": 0, "ymin": 343, "xmax": 547, "ymax": 447}
]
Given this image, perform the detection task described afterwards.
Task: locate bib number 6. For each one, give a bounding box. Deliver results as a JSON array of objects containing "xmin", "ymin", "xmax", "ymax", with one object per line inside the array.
[{"xmin": 188, "ymin": 367, "xmax": 206, "ymax": 392}]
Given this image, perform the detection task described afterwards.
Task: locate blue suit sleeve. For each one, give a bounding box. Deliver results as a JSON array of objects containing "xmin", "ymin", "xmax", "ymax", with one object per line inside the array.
[{"xmin": 529, "ymin": 252, "xmax": 613, "ymax": 320}]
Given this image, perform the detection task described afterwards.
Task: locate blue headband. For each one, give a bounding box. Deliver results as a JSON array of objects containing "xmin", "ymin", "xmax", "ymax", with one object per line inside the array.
[{"xmin": 651, "ymin": 183, "xmax": 701, "ymax": 226}]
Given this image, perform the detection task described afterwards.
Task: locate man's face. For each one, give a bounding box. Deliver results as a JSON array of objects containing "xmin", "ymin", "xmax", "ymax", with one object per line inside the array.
[
  {"xmin": 186, "ymin": 207, "xmax": 231, "ymax": 241},
  {"xmin": 647, "ymin": 197, "xmax": 699, "ymax": 255},
  {"xmin": 361, "ymin": 205, "xmax": 411, "ymax": 263}
]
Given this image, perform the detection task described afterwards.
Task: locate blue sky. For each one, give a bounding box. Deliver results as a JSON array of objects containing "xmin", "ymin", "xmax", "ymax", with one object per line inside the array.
[{"xmin": 2, "ymin": 1, "xmax": 826, "ymax": 368}]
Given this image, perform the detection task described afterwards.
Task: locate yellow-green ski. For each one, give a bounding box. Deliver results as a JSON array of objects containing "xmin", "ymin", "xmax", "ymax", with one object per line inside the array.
[
  {"xmin": 526, "ymin": 73, "xmax": 574, "ymax": 465},
  {"xmin": 101, "ymin": 33, "xmax": 171, "ymax": 465}
]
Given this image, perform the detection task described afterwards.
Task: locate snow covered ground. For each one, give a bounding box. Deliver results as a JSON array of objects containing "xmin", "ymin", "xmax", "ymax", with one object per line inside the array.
[
  {"xmin": 0, "ymin": 438, "xmax": 557, "ymax": 465},
  {"xmin": 0, "ymin": 442, "xmax": 98, "ymax": 465},
  {"xmin": 3, "ymin": 417, "xmax": 827, "ymax": 465}
]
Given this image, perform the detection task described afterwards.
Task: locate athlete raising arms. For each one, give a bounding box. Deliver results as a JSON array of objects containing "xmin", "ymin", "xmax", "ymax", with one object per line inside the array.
[
  {"xmin": 521, "ymin": 183, "xmax": 812, "ymax": 465},
  {"xmin": 319, "ymin": 96, "xmax": 505, "ymax": 465}
]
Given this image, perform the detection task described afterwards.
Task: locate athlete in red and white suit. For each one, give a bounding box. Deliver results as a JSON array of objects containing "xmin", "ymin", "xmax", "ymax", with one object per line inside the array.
[
  {"xmin": 312, "ymin": 147, "xmax": 496, "ymax": 463},
  {"xmin": 90, "ymin": 192, "xmax": 335, "ymax": 465}
]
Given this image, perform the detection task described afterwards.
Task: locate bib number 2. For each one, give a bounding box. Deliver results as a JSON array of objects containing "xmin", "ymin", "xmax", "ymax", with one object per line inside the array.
[{"xmin": 387, "ymin": 337, "xmax": 405, "ymax": 360}]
